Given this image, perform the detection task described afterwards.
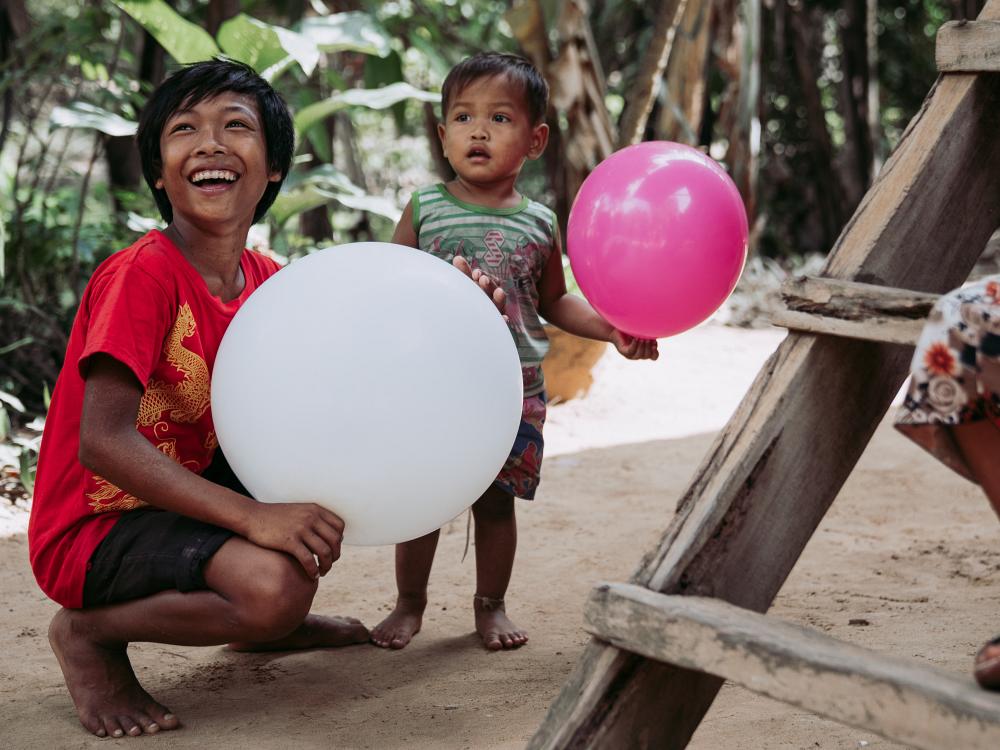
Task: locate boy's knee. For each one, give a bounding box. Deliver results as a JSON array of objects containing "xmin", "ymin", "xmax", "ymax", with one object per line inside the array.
[
  {"xmin": 472, "ymin": 488, "xmax": 515, "ymax": 520},
  {"xmin": 234, "ymin": 555, "xmax": 316, "ymax": 639}
]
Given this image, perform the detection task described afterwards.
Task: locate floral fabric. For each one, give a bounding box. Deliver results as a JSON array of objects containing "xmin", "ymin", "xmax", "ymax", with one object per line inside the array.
[
  {"xmin": 493, "ymin": 394, "xmax": 547, "ymax": 500},
  {"xmin": 894, "ymin": 276, "xmax": 1000, "ymax": 481}
]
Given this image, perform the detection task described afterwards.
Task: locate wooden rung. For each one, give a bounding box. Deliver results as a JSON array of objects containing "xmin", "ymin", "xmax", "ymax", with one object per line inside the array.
[
  {"xmin": 584, "ymin": 583, "xmax": 1000, "ymax": 750},
  {"xmin": 770, "ymin": 309, "xmax": 923, "ymax": 344},
  {"xmin": 937, "ymin": 20, "xmax": 1000, "ymax": 72},
  {"xmin": 772, "ymin": 275, "xmax": 939, "ymax": 344}
]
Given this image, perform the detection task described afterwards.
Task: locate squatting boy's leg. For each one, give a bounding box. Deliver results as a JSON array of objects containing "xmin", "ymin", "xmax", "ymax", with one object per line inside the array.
[{"xmin": 49, "ymin": 536, "xmax": 365, "ymax": 738}]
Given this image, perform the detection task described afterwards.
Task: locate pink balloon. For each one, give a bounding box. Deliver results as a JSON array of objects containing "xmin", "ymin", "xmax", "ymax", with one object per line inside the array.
[{"xmin": 566, "ymin": 141, "xmax": 748, "ymax": 339}]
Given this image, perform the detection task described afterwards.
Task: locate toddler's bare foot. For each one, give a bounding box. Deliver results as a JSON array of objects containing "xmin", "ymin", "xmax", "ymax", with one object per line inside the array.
[
  {"xmin": 228, "ymin": 614, "xmax": 369, "ymax": 652},
  {"xmin": 474, "ymin": 595, "xmax": 528, "ymax": 651},
  {"xmin": 48, "ymin": 608, "xmax": 179, "ymax": 738},
  {"xmin": 370, "ymin": 595, "xmax": 426, "ymax": 649}
]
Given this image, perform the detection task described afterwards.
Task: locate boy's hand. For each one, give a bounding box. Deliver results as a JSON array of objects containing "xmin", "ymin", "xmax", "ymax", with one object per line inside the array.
[
  {"xmin": 452, "ymin": 255, "xmax": 507, "ymax": 318},
  {"xmin": 244, "ymin": 502, "xmax": 345, "ymax": 579},
  {"xmin": 610, "ymin": 330, "xmax": 659, "ymax": 360}
]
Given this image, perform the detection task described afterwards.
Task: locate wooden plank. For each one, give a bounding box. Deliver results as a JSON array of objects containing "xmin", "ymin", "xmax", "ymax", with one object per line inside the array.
[
  {"xmin": 771, "ymin": 275, "xmax": 939, "ymax": 344},
  {"xmin": 528, "ymin": 3, "xmax": 1000, "ymax": 748},
  {"xmin": 937, "ymin": 20, "xmax": 1000, "ymax": 72},
  {"xmin": 781, "ymin": 275, "xmax": 939, "ymax": 316},
  {"xmin": 770, "ymin": 308, "xmax": 923, "ymax": 344},
  {"xmin": 584, "ymin": 583, "xmax": 1000, "ymax": 750}
]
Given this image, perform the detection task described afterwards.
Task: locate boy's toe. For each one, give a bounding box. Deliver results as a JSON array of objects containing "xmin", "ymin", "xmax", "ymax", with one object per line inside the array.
[
  {"xmin": 99, "ymin": 714, "xmax": 126, "ymax": 739},
  {"xmin": 157, "ymin": 711, "xmax": 179, "ymax": 730},
  {"xmin": 143, "ymin": 701, "xmax": 177, "ymax": 731},
  {"xmin": 134, "ymin": 711, "xmax": 160, "ymax": 734},
  {"xmin": 78, "ymin": 711, "xmax": 105, "ymax": 737}
]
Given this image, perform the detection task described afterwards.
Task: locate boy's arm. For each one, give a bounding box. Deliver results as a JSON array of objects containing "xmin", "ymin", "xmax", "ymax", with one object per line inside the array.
[
  {"xmin": 392, "ymin": 197, "xmax": 507, "ymax": 315},
  {"xmin": 391, "ymin": 199, "xmax": 419, "ymax": 248},
  {"xmin": 538, "ymin": 225, "xmax": 658, "ymax": 360},
  {"xmin": 79, "ymin": 354, "xmax": 344, "ymax": 578}
]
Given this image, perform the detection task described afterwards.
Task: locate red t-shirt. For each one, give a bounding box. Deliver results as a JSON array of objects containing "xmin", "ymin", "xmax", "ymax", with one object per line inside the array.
[{"xmin": 28, "ymin": 230, "xmax": 280, "ymax": 608}]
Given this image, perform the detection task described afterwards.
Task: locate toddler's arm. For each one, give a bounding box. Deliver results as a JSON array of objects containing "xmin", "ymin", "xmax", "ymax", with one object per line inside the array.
[
  {"xmin": 392, "ymin": 198, "xmax": 507, "ymax": 315},
  {"xmin": 538, "ymin": 225, "xmax": 658, "ymax": 361},
  {"xmin": 79, "ymin": 354, "xmax": 344, "ymax": 578}
]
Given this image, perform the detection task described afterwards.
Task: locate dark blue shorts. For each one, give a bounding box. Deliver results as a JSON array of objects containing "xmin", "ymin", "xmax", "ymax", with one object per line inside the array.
[
  {"xmin": 81, "ymin": 451, "xmax": 244, "ymax": 607},
  {"xmin": 492, "ymin": 393, "xmax": 546, "ymax": 500}
]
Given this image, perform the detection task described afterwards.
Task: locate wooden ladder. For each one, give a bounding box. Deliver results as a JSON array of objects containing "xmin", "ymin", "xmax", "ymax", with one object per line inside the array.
[{"xmin": 528, "ymin": 4, "xmax": 1000, "ymax": 749}]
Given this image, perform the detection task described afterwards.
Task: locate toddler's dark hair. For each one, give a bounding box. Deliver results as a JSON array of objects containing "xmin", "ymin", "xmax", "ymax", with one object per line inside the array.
[
  {"xmin": 136, "ymin": 59, "xmax": 294, "ymax": 225},
  {"xmin": 441, "ymin": 53, "xmax": 549, "ymax": 125}
]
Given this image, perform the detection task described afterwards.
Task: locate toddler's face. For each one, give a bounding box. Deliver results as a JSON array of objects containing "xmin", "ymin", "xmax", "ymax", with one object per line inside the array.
[
  {"xmin": 438, "ymin": 75, "xmax": 547, "ymax": 187},
  {"xmin": 156, "ymin": 92, "xmax": 281, "ymax": 229}
]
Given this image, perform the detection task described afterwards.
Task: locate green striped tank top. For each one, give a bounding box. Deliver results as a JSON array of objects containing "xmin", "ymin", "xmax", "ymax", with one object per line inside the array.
[{"xmin": 412, "ymin": 184, "xmax": 556, "ymax": 397}]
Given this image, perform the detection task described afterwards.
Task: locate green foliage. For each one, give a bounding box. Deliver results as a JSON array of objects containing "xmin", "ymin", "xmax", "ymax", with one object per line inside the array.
[
  {"xmin": 218, "ymin": 14, "xmax": 320, "ymax": 79},
  {"xmin": 298, "ymin": 12, "xmax": 393, "ymax": 57},
  {"xmin": 294, "ymin": 82, "xmax": 439, "ymax": 133},
  {"xmin": 50, "ymin": 102, "xmax": 138, "ymax": 137},
  {"xmin": 271, "ymin": 163, "xmax": 401, "ymax": 225},
  {"xmin": 0, "ymin": 0, "xmax": 965, "ymax": 419},
  {"xmin": 111, "ymin": 0, "xmax": 220, "ymax": 63},
  {"xmin": 18, "ymin": 443, "xmax": 36, "ymax": 495}
]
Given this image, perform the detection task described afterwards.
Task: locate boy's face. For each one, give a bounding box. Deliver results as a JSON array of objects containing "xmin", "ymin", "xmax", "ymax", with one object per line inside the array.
[
  {"xmin": 438, "ymin": 75, "xmax": 548, "ymax": 187},
  {"xmin": 155, "ymin": 92, "xmax": 281, "ymax": 230}
]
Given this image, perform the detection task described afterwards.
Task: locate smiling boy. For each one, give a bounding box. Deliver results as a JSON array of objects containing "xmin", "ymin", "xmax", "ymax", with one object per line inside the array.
[{"xmin": 28, "ymin": 60, "xmax": 369, "ymax": 739}]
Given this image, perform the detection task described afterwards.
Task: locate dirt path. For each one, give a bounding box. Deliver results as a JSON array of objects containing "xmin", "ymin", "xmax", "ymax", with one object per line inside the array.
[{"xmin": 3, "ymin": 326, "xmax": 997, "ymax": 749}]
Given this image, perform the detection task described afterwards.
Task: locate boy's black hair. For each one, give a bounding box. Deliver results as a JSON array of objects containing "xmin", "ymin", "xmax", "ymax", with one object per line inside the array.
[
  {"xmin": 136, "ymin": 59, "xmax": 294, "ymax": 225},
  {"xmin": 441, "ymin": 53, "xmax": 549, "ymax": 125}
]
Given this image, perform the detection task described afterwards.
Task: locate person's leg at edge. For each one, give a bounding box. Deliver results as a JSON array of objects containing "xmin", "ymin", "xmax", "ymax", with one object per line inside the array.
[
  {"xmin": 953, "ymin": 420, "xmax": 1000, "ymax": 689},
  {"xmin": 48, "ymin": 536, "xmax": 367, "ymax": 738},
  {"xmin": 370, "ymin": 529, "xmax": 441, "ymax": 649},
  {"xmin": 472, "ymin": 485, "xmax": 528, "ymax": 651}
]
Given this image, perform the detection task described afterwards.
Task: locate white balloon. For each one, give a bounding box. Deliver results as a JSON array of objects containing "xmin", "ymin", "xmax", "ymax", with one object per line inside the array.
[{"xmin": 211, "ymin": 242, "xmax": 524, "ymax": 545}]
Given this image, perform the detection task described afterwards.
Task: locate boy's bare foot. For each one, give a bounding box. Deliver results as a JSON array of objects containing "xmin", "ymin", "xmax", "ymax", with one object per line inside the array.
[
  {"xmin": 474, "ymin": 595, "xmax": 528, "ymax": 651},
  {"xmin": 228, "ymin": 614, "xmax": 369, "ymax": 652},
  {"xmin": 370, "ymin": 595, "xmax": 426, "ymax": 649},
  {"xmin": 49, "ymin": 608, "xmax": 179, "ymax": 738}
]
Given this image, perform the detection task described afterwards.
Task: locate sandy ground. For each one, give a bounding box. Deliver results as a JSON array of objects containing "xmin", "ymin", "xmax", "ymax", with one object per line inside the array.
[{"xmin": 3, "ymin": 323, "xmax": 1000, "ymax": 749}]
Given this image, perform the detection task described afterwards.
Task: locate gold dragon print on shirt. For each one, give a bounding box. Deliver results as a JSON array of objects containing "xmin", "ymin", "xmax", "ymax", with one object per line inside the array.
[
  {"xmin": 87, "ymin": 303, "xmax": 210, "ymax": 513},
  {"xmin": 138, "ymin": 302, "xmax": 210, "ymax": 426}
]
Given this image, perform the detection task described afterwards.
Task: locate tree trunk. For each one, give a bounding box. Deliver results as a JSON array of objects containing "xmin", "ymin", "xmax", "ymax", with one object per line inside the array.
[
  {"xmin": 723, "ymin": 0, "xmax": 761, "ymax": 216},
  {"xmin": 0, "ymin": 0, "xmax": 30, "ymax": 157},
  {"xmin": 205, "ymin": 0, "xmax": 240, "ymax": 37},
  {"xmin": 867, "ymin": 0, "xmax": 883, "ymax": 175},
  {"xmin": 655, "ymin": 0, "xmax": 714, "ymax": 144},
  {"xmin": 617, "ymin": 0, "xmax": 689, "ymax": 147},
  {"xmin": 789, "ymin": 3, "xmax": 849, "ymax": 249},
  {"xmin": 836, "ymin": 0, "xmax": 873, "ymax": 210},
  {"xmin": 139, "ymin": 29, "xmax": 166, "ymax": 86},
  {"xmin": 300, "ymin": 119, "xmax": 335, "ymax": 242},
  {"xmin": 508, "ymin": 0, "xmax": 615, "ymax": 225},
  {"xmin": 105, "ymin": 28, "xmax": 167, "ymax": 209}
]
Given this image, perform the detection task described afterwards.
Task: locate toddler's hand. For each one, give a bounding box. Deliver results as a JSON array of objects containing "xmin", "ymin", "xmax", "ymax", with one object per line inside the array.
[
  {"xmin": 452, "ymin": 255, "xmax": 508, "ymax": 319},
  {"xmin": 244, "ymin": 502, "xmax": 345, "ymax": 579},
  {"xmin": 610, "ymin": 329, "xmax": 659, "ymax": 360}
]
